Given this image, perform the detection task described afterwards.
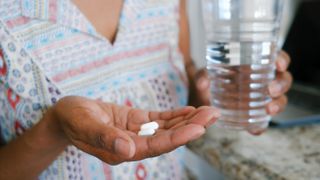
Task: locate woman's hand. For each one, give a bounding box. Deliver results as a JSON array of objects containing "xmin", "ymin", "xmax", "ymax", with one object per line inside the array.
[
  {"xmin": 266, "ymin": 51, "xmax": 293, "ymax": 115},
  {"xmin": 189, "ymin": 50, "xmax": 293, "ymax": 119},
  {"xmin": 50, "ymin": 96, "xmax": 220, "ymax": 165}
]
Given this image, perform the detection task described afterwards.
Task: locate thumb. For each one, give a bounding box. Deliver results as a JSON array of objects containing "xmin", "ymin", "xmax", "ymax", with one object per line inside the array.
[{"xmin": 77, "ymin": 125, "xmax": 136, "ymax": 159}]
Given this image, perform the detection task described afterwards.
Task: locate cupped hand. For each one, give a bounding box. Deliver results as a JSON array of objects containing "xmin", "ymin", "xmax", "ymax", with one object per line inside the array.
[{"xmin": 49, "ymin": 96, "xmax": 220, "ymax": 165}]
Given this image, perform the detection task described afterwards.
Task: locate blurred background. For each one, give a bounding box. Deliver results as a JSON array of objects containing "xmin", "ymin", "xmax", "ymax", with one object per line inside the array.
[{"xmin": 186, "ymin": 0, "xmax": 320, "ymax": 179}]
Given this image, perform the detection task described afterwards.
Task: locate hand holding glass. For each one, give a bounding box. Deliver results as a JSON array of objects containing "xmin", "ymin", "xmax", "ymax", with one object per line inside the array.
[{"xmin": 202, "ymin": 0, "xmax": 284, "ymax": 133}]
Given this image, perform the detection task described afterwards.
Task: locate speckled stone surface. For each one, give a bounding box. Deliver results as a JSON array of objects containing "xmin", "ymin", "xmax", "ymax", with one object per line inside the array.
[{"xmin": 188, "ymin": 125, "xmax": 320, "ymax": 180}]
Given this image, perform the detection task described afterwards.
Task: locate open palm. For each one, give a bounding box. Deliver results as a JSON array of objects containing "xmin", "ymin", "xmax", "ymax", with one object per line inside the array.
[{"xmin": 52, "ymin": 96, "xmax": 220, "ymax": 165}]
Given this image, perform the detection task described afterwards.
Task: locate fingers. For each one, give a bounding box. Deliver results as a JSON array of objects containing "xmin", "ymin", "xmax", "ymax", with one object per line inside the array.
[
  {"xmin": 266, "ymin": 95, "xmax": 288, "ymax": 115},
  {"xmin": 127, "ymin": 105, "xmax": 219, "ymax": 133},
  {"xmin": 185, "ymin": 106, "xmax": 220, "ymax": 126},
  {"xmin": 126, "ymin": 106, "xmax": 195, "ymax": 132},
  {"xmin": 132, "ymin": 124, "xmax": 205, "ymax": 160},
  {"xmin": 268, "ymin": 71, "xmax": 293, "ymax": 98},
  {"xmin": 275, "ymin": 51, "xmax": 291, "ymax": 72},
  {"xmin": 128, "ymin": 107, "xmax": 220, "ymax": 160},
  {"xmin": 148, "ymin": 106, "xmax": 195, "ymax": 121},
  {"xmin": 170, "ymin": 124, "xmax": 205, "ymax": 145},
  {"xmin": 158, "ymin": 106, "xmax": 220, "ymax": 130},
  {"xmin": 267, "ymin": 50, "xmax": 292, "ymax": 116}
]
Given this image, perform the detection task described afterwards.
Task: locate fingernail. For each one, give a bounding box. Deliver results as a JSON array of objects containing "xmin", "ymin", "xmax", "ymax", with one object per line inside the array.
[
  {"xmin": 197, "ymin": 78, "xmax": 209, "ymax": 90},
  {"xmin": 269, "ymin": 82, "xmax": 282, "ymax": 96},
  {"xmin": 115, "ymin": 138, "xmax": 132, "ymax": 158},
  {"xmin": 269, "ymin": 104, "xmax": 280, "ymax": 114}
]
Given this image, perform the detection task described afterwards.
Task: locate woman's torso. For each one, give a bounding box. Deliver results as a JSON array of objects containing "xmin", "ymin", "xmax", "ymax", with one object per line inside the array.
[{"xmin": 0, "ymin": 0, "xmax": 189, "ymax": 179}]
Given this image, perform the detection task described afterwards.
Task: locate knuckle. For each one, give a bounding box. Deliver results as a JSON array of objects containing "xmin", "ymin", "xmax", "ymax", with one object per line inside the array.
[{"xmin": 95, "ymin": 133, "xmax": 107, "ymax": 150}]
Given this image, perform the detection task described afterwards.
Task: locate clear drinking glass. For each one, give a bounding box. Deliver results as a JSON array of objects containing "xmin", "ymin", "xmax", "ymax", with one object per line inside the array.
[{"xmin": 202, "ymin": 0, "xmax": 284, "ymax": 133}]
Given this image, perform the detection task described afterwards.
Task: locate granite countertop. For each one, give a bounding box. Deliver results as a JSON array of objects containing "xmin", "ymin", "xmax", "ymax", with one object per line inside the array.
[{"xmin": 188, "ymin": 125, "xmax": 320, "ymax": 180}]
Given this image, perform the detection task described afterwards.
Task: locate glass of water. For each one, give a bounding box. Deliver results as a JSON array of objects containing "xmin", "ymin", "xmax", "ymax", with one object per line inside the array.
[{"xmin": 202, "ymin": 0, "xmax": 284, "ymax": 133}]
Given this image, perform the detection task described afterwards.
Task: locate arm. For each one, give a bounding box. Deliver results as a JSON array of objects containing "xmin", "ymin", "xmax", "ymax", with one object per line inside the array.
[
  {"xmin": 0, "ymin": 109, "xmax": 69, "ymax": 179},
  {"xmin": 0, "ymin": 96, "xmax": 219, "ymax": 179},
  {"xmin": 178, "ymin": 0, "xmax": 204, "ymax": 107}
]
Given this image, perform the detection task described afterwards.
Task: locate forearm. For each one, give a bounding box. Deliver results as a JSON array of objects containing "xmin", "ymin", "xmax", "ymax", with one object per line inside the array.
[
  {"xmin": 0, "ymin": 109, "xmax": 69, "ymax": 179},
  {"xmin": 178, "ymin": 0, "xmax": 199, "ymax": 106},
  {"xmin": 185, "ymin": 57, "xmax": 197, "ymax": 81},
  {"xmin": 185, "ymin": 59, "xmax": 200, "ymax": 106}
]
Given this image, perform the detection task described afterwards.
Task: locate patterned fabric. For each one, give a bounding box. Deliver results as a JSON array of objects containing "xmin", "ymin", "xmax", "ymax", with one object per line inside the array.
[{"xmin": 0, "ymin": 0, "xmax": 189, "ymax": 179}]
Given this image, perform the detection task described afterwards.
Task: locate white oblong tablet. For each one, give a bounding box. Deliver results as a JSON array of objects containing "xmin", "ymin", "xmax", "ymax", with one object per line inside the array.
[
  {"xmin": 138, "ymin": 129, "xmax": 156, "ymax": 136},
  {"xmin": 140, "ymin": 121, "xmax": 159, "ymax": 130}
]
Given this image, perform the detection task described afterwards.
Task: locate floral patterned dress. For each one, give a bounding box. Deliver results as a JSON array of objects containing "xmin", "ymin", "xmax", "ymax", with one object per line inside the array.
[{"xmin": 0, "ymin": 0, "xmax": 190, "ymax": 179}]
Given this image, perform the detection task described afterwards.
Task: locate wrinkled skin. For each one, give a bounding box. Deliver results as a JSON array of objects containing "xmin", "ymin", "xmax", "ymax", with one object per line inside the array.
[{"xmin": 51, "ymin": 96, "xmax": 220, "ymax": 165}]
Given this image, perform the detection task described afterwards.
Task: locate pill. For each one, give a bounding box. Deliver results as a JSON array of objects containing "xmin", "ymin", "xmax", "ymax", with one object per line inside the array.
[
  {"xmin": 140, "ymin": 121, "xmax": 159, "ymax": 130},
  {"xmin": 138, "ymin": 129, "xmax": 156, "ymax": 136}
]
